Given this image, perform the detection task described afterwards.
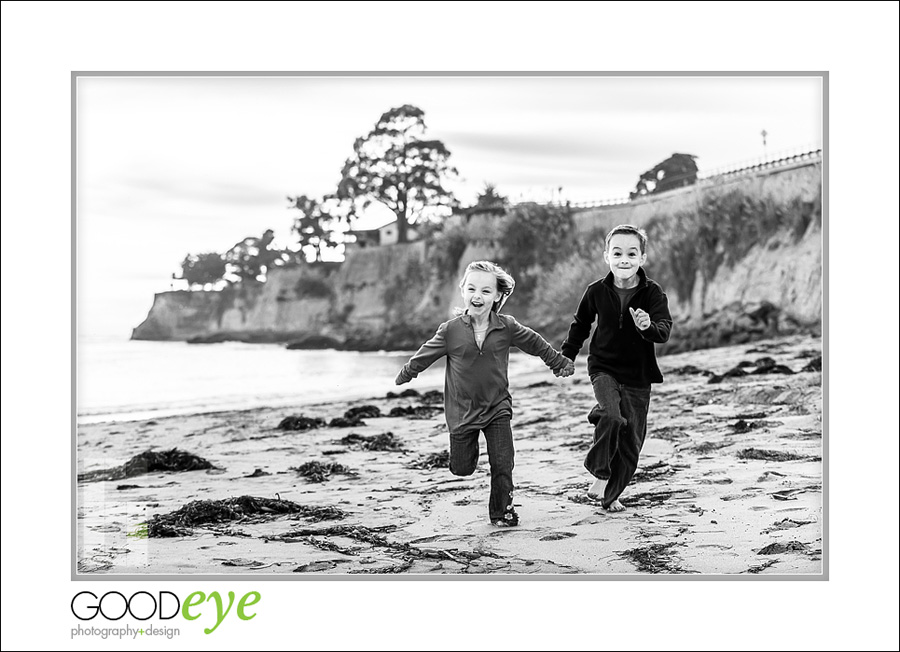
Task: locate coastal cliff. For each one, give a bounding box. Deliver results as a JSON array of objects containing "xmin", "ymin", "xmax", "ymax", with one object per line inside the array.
[{"xmin": 133, "ymin": 159, "xmax": 822, "ymax": 352}]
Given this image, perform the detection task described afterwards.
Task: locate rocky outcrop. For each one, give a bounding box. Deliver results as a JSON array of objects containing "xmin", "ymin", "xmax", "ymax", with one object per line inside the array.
[{"xmin": 133, "ymin": 159, "xmax": 822, "ymax": 353}]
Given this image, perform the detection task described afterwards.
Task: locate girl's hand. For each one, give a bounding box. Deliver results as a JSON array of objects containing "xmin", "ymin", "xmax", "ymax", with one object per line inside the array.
[
  {"xmin": 395, "ymin": 369, "xmax": 412, "ymax": 385},
  {"xmin": 554, "ymin": 359, "xmax": 575, "ymax": 378},
  {"xmin": 629, "ymin": 307, "xmax": 651, "ymax": 331}
]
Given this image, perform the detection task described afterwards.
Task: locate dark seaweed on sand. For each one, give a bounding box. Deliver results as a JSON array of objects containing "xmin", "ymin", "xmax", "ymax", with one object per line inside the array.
[
  {"xmin": 388, "ymin": 405, "xmax": 443, "ymax": 419},
  {"xmin": 420, "ymin": 390, "xmax": 444, "ymax": 404},
  {"xmin": 277, "ymin": 415, "xmax": 326, "ymax": 431},
  {"xmin": 669, "ymin": 365, "xmax": 713, "ymax": 376},
  {"xmin": 385, "ymin": 388, "xmax": 421, "ymax": 399},
  {"xmin": 631, "ymin": 461, "xmax": 675, "ymax": 483},
  {"xmin": 617, "ymin": 542, "xmax": 689, "ymax": 573},
  {"xmin": 737, "ymin": 448, "xmax": 810, "ymax": 462},
  {"xmin": 757, "ymin": 540, "xmax": 809, "ymax": 555},
  {"xmin": 731, "ymin": 419, "xmax": 763, "ymax": 433},
  {"xmin": 147, "ymin": 495, "xmax": 345, "ymax": 537},
  {"xmin": 407, "ymin": 450, "xmax": 451, "ymax": 470},
  {"xmin": 78, "ymin": 448, "xmax": 216, "ymax": 483},
  {"xmin": 290, "ymin": 461, "xmax": 356, "ymax": 482},
  {"xmin": 339, "ymin": 432, "xmax": 405, "ymax": 451},
  {"xmin": 329, "ymin": 416, "xmax": 366, "ymax": 428},
  {"xmin": 709, "ymin": 357, "xmax": 796, "ymax": 383},
  {"xmin": 345, "ymin": 405, "xmax": 382, "ymax": 419},
  {"xmin": 801, "ymin": 356, "xmax": 822, "ymax": 372}
]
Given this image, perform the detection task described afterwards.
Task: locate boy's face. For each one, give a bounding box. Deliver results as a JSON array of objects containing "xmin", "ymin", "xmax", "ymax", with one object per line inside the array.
[
  {"xmin": 461, "ymin": 270, "xmax": 502, "ymax": 318},
  {"xmin": 604, "ymin": 233, "xmax": 646, "ymax": 284}
]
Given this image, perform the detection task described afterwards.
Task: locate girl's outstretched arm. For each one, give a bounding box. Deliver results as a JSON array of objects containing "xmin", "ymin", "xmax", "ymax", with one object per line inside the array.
[
  {"xmin": 396, "ymin": 322, "xmax": 449, "ymax": 385},
  {"xmin": 507, "ymin": 316, "xmax": 569, "ymax": 374}
]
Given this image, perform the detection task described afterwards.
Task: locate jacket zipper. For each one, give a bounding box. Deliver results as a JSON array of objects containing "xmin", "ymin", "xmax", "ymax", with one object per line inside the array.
[
  {"xmin": 471, "ymin": 320, "xmax": 489, "ymax": 355},
  {"xmin": 607, "ymin": 281, "xmax": 646, "ymax": 330}
]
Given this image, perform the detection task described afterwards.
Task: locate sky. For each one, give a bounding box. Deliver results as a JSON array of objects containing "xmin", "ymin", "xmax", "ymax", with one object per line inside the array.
[{"xmin": 77, "ymin": 74, "xmax": 822, "ymax": 338}]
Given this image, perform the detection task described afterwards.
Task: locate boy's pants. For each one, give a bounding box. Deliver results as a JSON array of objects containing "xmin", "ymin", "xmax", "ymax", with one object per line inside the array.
[
  {"xmin": 585, "ymin": 372, "xmax": 652, "ymax": 509},
  {"xmin": 449, "ymin": 416, "xmax": 515, "ymax": 522}
]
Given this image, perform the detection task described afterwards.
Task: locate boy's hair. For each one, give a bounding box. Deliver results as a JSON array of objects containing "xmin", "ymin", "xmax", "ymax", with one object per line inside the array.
[
  {"xmin": 458, "ymin": 260, "xmax": 515, "ymax": 313},
  {"xmin": 605, "ymin": 224, "xmax": 648, "ymax": 254}
]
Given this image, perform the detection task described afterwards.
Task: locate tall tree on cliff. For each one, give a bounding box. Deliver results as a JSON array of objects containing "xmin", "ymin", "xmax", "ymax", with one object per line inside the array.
[
  {"xmin": 287, "ymin": 194, "xmax": 340, "ymax": 262},
  {"xmin": 629, "ymin": 153, "xmax": 699, "ymax": 200},
  {"xmin": 336, "ymin": 105, "xmax": 458, "ymax": 243}
]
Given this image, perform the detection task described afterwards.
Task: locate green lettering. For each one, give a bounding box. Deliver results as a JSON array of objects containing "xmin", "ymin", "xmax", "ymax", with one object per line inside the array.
[
  {"xmin": 237, "ymin": 592, "xmax": 261, "ymax": 621},
  {"xmin": 204, "ymin": 591, "xmax": 236, "ymax": 634},
  {"xmin": 182, "ymin": 591, "xmax": 205, "ymax": 621}
]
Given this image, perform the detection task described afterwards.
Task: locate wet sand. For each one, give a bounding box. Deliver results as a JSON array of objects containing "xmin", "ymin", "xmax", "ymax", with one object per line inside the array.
[{"xmin": 76, "ymin": 334, "xmax": 823, "ymax": 576}]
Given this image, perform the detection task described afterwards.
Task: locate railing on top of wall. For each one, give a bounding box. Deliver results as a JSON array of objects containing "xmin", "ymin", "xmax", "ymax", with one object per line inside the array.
[{"xmin": 521, "ymin": 147, "xmax": 822, "ymax": 210}]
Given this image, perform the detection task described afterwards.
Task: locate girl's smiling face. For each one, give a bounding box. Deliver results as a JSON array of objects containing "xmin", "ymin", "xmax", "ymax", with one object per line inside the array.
[{"xmin": 461, "ymin": 270, "xmax": 502, "ymax": 317}]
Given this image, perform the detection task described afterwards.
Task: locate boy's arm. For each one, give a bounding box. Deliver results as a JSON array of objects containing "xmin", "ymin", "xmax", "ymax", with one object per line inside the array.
[
  {"xmin": 635, "ymin": 286, "xmax": 673, "ymax": 344},
  {"xmin": 396, "ymin": 322, "xmax": 449, "ymax": 384},
  {"xmin": 508, "ymin": 317, "xmax": 569, "ymax": 372},
  {"xmin": 560, "ymin": 288, "xmax": 595, "ymax": 360}
]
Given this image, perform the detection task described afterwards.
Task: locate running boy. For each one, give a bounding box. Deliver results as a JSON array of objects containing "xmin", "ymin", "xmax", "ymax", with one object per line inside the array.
[
  {"xmin": 561, "ymin": 225, "xmax": 672, "ymax": 511},
  {"xmin": 396, "ymin": 261, "xmax": 574, "ymax": 527}
]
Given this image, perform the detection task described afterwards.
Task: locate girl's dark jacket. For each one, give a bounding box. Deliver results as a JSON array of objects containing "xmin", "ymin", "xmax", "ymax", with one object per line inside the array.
[{"xmin": 561, "ymin": 268, "xmax": 673, "ymax": 386}]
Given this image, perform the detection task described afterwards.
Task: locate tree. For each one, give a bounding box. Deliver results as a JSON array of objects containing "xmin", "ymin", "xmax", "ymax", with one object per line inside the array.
[
  {"xmin": 175, "ymin": 252, "xmax": 227, "ymax": 289},
  {"xmin": 474, "ymin": 182, "xmax": 508, "ymax": 209},
  {"xmin": 630, "ymin": 153, "xmax": 699, "ymax": 200},
  {"xmin": 287, "ymin": 194, "xmax": 340, "ymax": 262},
  {"xmin": 224, "ymin": 229, "xmax": 296, "ymax": 283},
  {"xmin": 336, "ymin": 104, "xmax": 457, "ymax": 243}
]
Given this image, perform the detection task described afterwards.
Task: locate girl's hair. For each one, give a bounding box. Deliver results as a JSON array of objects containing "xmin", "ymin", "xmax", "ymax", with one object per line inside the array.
[
  {"xmin": 605, "ymin": 224, "xmax": 648, "ymax": 254},
  {"xmin": 456, "ymin": 260, "xmax": 516, "ymax": 313}
]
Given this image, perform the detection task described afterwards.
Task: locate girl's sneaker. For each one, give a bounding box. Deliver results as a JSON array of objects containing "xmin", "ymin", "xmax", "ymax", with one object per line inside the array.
[{"xmin": 492, "ymin": 508, "xmax": 519, "ymax": 527}]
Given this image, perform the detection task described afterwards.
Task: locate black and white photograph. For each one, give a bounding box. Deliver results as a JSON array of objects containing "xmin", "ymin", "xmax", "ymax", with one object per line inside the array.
[
  {"xmin": 75, "ymin": 73, "xmax": 825, "ymax": 577},
  {"xmin": 2, "ymin": 2, "xmax": 898, "ymax": 650}
]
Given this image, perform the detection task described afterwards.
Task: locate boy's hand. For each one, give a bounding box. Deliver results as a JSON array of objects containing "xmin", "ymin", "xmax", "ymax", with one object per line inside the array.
[
  {"xmin": 395, "ymin": 369, "xmax": 412, "ymax": 385},
  {"xmin": 554, "ymin": 359, "xmax": 575, "ymax": 378},
  {"xmin": 629, "ymin": 307, "xmax": 651, "ymax": 331}
]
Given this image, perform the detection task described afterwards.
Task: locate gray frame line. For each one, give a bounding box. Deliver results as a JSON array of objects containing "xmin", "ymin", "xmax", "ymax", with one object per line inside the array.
[{"xmin": 71, "ymin": 71, "xmax": 828, "ymax": 581}]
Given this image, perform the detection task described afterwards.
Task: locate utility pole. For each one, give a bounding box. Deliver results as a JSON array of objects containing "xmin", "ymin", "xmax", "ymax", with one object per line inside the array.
[{"xmin": 761, "ymin": 129, "xmax": 768, "ymax": 160}]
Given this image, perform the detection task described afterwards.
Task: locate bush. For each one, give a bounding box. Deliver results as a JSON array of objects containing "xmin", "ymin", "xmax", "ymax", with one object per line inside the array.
[
  {"xmin": 294, "ymin": 276, "xmax": 334, "ymax": 299},
  {"xmin": 529, "ymin": 252, "xmax": 607, "ymax": 331},
  {"xmin": 428, "ymin": 221, "xmax": 472, "ymax": 277},
  {"xmin": 496, "ymin": 203, "xmax": 574, "ymax": 302},
  {"xmin": 645, "ymin": 189, "xmax": 820, "ymax": 300},
  {"xmin": 382, "ymin": 254, "xmax": 430, "ymax": 313}
]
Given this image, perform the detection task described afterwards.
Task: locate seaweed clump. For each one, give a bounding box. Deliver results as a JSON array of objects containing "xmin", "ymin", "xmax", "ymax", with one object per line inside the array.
[
  {"xmin": 78, "ymin": 448, "xmax": 216, "ymax": 483},
  {"xmin": 289, "ymin": 461, "xmax": 356, "ymax": 483},
  {"xmin": 147, "ymin": 495, "xmax": 345, "ymax": 538}
]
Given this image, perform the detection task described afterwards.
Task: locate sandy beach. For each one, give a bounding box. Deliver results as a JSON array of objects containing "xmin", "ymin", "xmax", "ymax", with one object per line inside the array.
[{"xmin": 76, "ymin": 333, "xmax": 823, "ymax": 576}]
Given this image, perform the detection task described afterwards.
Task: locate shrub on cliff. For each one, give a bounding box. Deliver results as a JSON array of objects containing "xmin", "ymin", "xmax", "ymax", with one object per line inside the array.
[
  {"xmin": 496, "ymin": 202, "xmax": 574, "ymax": 302},
  {"xmin": 428, "ymin": 221, "xmax": 472, "ymax": 277},
  {"xmin": 645, "ymin": 189, "xmax": 820, "ymax": 301},
  {"xmin": 528, "ymin": 252, "xmax": 607, "ymax": 337},
  {"xmin": 294, "ymin": 276, "xmax": 334, "ymax": 299}
]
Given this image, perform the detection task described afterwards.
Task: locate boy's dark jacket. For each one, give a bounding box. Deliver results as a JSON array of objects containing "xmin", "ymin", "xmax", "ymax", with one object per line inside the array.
[{"xmin": 561, "ymin": 267, "xmax": 672, "ymax": 386}]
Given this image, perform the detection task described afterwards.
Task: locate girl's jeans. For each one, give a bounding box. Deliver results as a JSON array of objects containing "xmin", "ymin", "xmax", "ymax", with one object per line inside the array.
[
  {"xmin": 449, "ymin": 416, "xmax": 515, "ymax": 522},
  {"xmin": 585, "ymin": 372, "xmax": 652, "ymax": 508}
]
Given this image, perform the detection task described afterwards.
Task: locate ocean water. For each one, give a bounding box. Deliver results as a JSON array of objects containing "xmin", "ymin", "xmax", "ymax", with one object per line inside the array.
[{"xmin": 76, "ymin": 337, "xmax": 549, "ymax": 424}]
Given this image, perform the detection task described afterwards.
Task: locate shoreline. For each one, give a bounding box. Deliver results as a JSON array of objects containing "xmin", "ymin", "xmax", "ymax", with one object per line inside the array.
[{"xmin": 76, "ymin": 334, "xmax": 823, "ymax": 576}]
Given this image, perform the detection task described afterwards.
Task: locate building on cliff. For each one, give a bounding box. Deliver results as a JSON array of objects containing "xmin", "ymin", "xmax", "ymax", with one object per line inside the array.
[{"xmin": 345, "ymin": 220, "xmax": 420, "ymax": 251}]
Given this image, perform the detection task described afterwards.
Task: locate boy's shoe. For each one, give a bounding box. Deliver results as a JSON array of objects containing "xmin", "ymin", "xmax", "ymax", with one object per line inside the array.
[{"xmin": 492, "ymin": 508, "xmax": 519, "ymax": 528}]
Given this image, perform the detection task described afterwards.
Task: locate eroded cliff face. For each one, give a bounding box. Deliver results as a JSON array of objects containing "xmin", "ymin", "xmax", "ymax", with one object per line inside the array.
[{"xmin": 133, "ymin": 160, "xmax": 822, "ymax": 352}]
